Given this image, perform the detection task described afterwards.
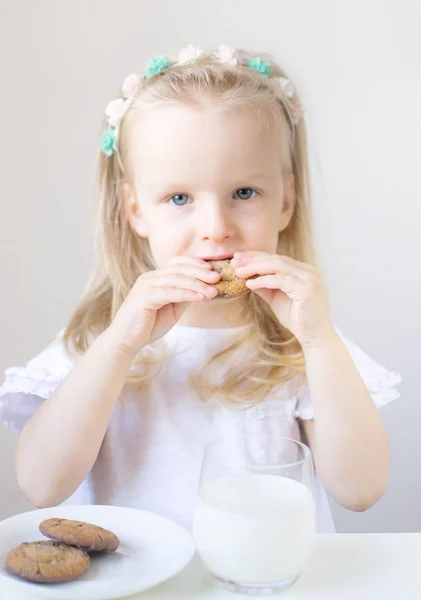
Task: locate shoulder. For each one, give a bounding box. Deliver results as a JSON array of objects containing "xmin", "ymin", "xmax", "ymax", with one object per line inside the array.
[
  {"xmin": 25, "ymin": 334, "xmax": 76, "ymax": 375},
  {"xmin": 1, "ymin": 333, "xmax": 77, "ymax": 400},
  {"xmin": 334, "ymin": 328, "xmax": 401, "ymax": 397},
  {"xmin": 0, "ymin": 333, "xmax": 79, "ymax": 433},
  {"xmin": 293, "ymin": 327, "xmax": 402, "ymax": 420}
]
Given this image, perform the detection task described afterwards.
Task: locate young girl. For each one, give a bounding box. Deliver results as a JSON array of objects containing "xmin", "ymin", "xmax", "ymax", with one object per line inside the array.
[{"xmin": 0, "ymin": 45, "xmax": 401, "ymax": 533}]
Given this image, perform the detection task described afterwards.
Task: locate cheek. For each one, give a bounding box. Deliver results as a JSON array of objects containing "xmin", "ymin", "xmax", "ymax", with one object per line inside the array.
[
  {"xmin": 145, "ymin": 226, "xmax": 187, "ymax": 267},
  {"xmin": 243, "ymin": 211, "xmax": 280, "ymax": 251}
]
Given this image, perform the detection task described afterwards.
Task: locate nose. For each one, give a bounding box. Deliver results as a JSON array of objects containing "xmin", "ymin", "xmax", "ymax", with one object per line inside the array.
[{"xmin": 198, "ymin": 199, "xmax": 236, "ymax": 242}]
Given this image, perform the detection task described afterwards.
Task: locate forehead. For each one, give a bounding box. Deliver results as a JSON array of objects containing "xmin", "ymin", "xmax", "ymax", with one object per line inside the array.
[{"xmin": 128, "ymin": 103, "xmax": 286, "ymax": 185}]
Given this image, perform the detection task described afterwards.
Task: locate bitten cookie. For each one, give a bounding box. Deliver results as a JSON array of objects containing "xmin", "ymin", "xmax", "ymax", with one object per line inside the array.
[
  {"xmin": 5, "ymin": 540, "xmax": 90, "ymax": 584},
  {"xmin": 208, "ymin": 259, "xmax": 248, "ymax": 298},
  {"xmin": 39, "ymin": 518, "xmax": 120, "ymax": 552}
]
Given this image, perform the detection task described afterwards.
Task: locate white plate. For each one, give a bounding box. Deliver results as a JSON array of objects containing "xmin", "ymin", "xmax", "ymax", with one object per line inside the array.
[{"xmin": 0, "ymin": 504, "xmax": 195, "ymax": 599}]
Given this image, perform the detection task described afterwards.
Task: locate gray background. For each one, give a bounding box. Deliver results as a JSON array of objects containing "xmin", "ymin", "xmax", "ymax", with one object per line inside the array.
[{"xmin": 0, "ymin": 0, "xmax": 419, "ymax": 532}]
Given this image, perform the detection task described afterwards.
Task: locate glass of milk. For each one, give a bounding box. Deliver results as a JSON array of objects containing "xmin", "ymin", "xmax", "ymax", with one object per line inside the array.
[{"xmin": 193, "ymin": 433, "xmax": 316, "ymax": 595}]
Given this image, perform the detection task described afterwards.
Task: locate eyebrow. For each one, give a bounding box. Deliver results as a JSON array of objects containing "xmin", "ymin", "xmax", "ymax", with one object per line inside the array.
[
  {"xmin": 239, "ymin": 173, "xmax": 279, "ymax": 184},
  {"xmin": 141, "ymin": 172, "xmax": 277, "ymax": 192},
  {"xmin": 246, "ymin": 173, "xmax": 275, "ymax": 180}
]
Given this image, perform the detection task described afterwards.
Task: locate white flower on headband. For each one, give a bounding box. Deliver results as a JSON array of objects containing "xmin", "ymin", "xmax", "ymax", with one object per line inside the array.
[
  {"xmin": 105, "ymin": 98, "xmax": 127, "ymax": 128},
  {"xmin": 279, "ymin": 76, "xmax": 295, "ymax": 99},
  {"xmin": 122, "ymin": 73, "xmax": 141, "ymax": 99},
  {"xmin": 214, "ymin": 45, "xmax": 238, "ymax": 66},
  {"xmin": 178, "ymin": 44, "xmax": 204, "ymax": 64}
]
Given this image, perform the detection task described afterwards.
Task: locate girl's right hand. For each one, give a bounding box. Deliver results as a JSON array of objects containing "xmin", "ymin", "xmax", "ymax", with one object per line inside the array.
[{"xmin": 107, "ymin": 256, "xmax": 220, "ymax": 355}]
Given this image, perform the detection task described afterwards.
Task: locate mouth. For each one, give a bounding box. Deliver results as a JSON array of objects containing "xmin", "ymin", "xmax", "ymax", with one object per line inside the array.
[{"xmin": 201, "ymin": 254, "xmax": 233, "ymax": 261}]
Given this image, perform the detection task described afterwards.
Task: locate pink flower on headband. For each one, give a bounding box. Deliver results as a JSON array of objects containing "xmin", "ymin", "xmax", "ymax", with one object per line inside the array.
[
  {"xmin": 105, "ymin": 98, "xmax": 127, "ymax": 127},
  {"xmin": 214, "ymin": 45, "xmax": 238, "ymax": 66},
  {"xmin": 178, "ymin": 45, "xmax": 204, "ymax": 64},
  {"xmin": 279, "ymin": 77, "xmax": 295, "ymax": 99},
  {"xmin": 122, "ymin": 73, "xmax": 141, "ymax": 99}
]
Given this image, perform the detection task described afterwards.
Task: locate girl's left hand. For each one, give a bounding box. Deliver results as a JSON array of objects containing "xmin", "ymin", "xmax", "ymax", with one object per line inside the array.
[{"xmin": 231, "ymin": 251, "xmax": 335, "ymax": 349}]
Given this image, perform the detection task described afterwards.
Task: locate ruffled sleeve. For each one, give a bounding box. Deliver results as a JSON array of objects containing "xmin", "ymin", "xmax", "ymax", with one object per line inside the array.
[
  {"xmin": 0, "ymin": 336, "xmax": 75, "ymax": 433},
  {"xmin": 293, "ymin": 329, "xmax": 402, "ymax": 420}
]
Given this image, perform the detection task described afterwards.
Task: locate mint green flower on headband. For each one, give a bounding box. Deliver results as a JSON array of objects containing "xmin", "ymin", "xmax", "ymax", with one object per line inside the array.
[
  {"xmin": 145, "ymin": 55, "xmax": 172, "ymax": 78},
  {"xmin": 246, "ymin": 57, "xmax": 271, "ymax": 77},
  {"xmin": 101, "ymin": 127, "xmax": 116, "ymax": 157}
]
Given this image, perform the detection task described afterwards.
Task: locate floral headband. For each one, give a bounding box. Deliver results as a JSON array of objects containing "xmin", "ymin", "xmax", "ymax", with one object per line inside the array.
[{"xmin": 100, "ymin": 44, "xmax": 303, "ymax": 164}]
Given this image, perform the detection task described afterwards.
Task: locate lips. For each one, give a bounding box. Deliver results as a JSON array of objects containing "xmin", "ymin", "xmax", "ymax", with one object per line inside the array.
[{"xmin": 200, "ymin": 254, "xmax": 234, "ymax": 261}]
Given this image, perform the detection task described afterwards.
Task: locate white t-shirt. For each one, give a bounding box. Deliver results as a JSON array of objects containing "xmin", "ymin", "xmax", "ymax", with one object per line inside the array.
[{"xmin": 0, "ymin": 325, "xmax": 401, "ymax": 533}]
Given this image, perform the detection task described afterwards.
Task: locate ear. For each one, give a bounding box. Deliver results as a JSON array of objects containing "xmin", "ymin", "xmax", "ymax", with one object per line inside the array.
[
  {"xmin": 279, "ymin": 172, "xmax": 296, "ymax": 232},
  {"xmin": 124, "ymin": 184, "xmax": 148, "ymax": 238}
]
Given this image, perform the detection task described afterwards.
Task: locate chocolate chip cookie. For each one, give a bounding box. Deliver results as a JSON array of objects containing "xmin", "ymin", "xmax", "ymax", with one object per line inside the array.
[
  {"xmin": 5, "ymin": 540, "xmax": 90, "ymax": 583},
  {"xmin": 39, "ymin": 518, "xmax": 120, "ymax": 552},
  {"xmin": 209, "ymin": 259, "xmax": 248, "ymax": 298}
]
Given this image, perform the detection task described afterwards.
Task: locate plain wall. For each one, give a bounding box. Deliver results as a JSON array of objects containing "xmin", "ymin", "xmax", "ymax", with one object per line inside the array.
[{"xmin": 0, "ymin": 0, "xmax": 420, "ymax": 532}]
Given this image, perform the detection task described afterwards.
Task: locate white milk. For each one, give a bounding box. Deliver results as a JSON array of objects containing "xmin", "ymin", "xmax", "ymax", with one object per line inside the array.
[{"xmin": 193, "ymin": 474, "xmax": 316, "ymax": 584}]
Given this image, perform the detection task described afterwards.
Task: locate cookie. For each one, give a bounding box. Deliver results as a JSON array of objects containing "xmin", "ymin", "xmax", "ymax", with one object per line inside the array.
[
  {"xmin": 5, "ymin": 540, "xmax": 90, "ymax": 584},
  {"xmin": 208, "ymin": 259, "xmax": 248, "ymax": 298},
  {"xmin": 39, "ymin": 518, "xmax": 120, "ymax": 552}
]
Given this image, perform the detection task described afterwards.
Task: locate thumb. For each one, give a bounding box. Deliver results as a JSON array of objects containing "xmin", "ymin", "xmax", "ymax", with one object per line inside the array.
[
  {"xmin": 173, "ymin": 301, "xmax": 191, "ymax": 322},
  {"xmin": 251, "ymin": 288, "xmax": 274, "ymax": 305}
]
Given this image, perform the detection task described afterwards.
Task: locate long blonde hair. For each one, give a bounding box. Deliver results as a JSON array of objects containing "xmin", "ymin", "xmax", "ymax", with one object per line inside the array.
[{"xmin": 63, "ymin": 49, "xmax": 315, "ymax": 408}]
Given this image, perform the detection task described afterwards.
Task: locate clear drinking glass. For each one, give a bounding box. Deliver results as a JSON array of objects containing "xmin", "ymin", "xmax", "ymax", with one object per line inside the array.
[{"xmin": 192, "ymin": 433, "xmax": 316, "ymax": 595}]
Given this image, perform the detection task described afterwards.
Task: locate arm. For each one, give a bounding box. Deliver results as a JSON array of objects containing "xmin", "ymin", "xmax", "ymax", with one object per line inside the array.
[
  {"xmin": 232, "ymin": 251, "xmax": 390, "ymax": 512},
  {"xmin": 16, "ymin": 329, "xmax": 134, "ymax": 507},
  {"xmin": 301, "ymin": 330, "xmax": 390, "ymax": 511},
  {"xmin": 16, "ymin": 257, "xmax": 217, "ymax": 508}
]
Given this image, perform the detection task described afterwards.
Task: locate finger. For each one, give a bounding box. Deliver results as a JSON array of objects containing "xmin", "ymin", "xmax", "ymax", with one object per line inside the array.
[
  {"xmin": 272, "ymin": 255, "xmax": 316, "ymax": 273},
  {"xmin": 159, "ymin": 264, "xmax": 220, "ymax": 284},
  {"xmin": 151, "ymin": 274, "xmax": 218, "ymax": 299},
  {"xmin": 232, "ymin": 251, "xmax": 268, "ymax": 268},
  {"xmin": 250, "ymin": 287, "xmax": 280, "ymax": 307},
  {"xmin": 146, "ymin": 288, "xmax": 206, "ymax": 310},
  {"xmin": 233, "ymin": 257, "xmax": 289, "ymax": 279},
  {"xmin": 173, "ymin": 301, "xmax": 191, "ymax": 321},
  {"xmin": 233, "ymin": 250, "xmax": 267, "ymax": 260},
  {"xmin": 234, "ymin": 256, "xmax": 310, "ymax": 280},
  {"xmin": 167, "ymin": 256, "xmax": 213, "ymax": 269},
  {"xmin": 246, "ymin": 274, "xmax": 306, "ymax": 300},
  {"xmin": 233, "ymin": 252, "xmax": 314, "ymax": 275}
]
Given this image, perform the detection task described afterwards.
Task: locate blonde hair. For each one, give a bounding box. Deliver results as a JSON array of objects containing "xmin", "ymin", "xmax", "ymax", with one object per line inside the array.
[{"xmin": 63, "ymin": 49, "xmax": 315, "ymax": 408}]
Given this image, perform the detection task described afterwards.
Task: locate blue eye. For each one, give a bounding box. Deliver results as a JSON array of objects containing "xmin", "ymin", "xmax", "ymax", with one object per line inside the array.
[
  {"xmin": 234, "ymin": 188, "xmax": 256, "ymax": 200},
  {"xmin": 169, "ymin": 194, "xmax": 190, "ymax": 206}
]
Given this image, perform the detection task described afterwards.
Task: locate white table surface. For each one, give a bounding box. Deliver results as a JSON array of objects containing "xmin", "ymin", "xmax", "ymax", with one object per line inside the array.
[
  {"xmin": 5, "ymin": 533, "xmax": 421, "ymax": 599},
  {"xmin": 132, "ymin": 533, "xmax": 421, "ymax": 600}
]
